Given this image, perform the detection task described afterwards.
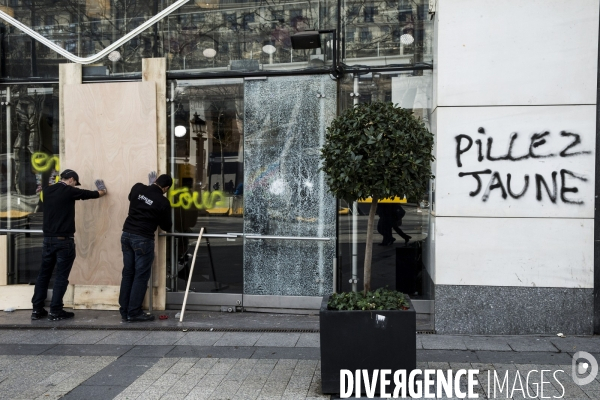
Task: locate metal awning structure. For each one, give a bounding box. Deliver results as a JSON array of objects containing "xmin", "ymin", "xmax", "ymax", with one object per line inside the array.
[{"xmin": 0, "ymin": 0, "xmax": 190, "ymax": 64}]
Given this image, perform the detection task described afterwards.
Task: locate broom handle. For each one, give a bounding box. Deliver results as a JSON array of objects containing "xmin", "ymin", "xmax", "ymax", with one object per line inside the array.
[{"xmin": 179, "ymin": 227, "xmax": 204, "ymax": 322}]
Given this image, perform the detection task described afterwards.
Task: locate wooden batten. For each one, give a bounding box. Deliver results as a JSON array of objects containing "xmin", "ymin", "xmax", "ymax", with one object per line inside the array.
[
  {"xmin": 73, "ymin": 285, "xmax": 119, "ymax": 310},
  {"xmin": 59, "ymin": 64, "xmax": 82, "ymax": 163},
  {"xmin": 142, "ymin": 58, "xmax": 167, "ymax": 311}
]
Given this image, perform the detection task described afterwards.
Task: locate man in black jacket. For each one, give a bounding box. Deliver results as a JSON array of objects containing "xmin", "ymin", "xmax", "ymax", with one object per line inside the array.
[
  {"xmin": 31, "ymin": 169, "xmax": 107, "ymax": 321},
  {"xmin": 119, "ymin": 173, "xmax": 172, "ymax": 322}
]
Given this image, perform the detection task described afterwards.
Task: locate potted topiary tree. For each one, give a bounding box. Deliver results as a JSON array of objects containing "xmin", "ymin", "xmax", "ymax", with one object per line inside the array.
[{"xmin": 319, "ymin": 102, "xmax": 434, "ymax": 395}]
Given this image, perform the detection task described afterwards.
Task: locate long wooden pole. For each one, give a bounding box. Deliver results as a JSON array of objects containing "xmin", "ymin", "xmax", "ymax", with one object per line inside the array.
[{"xmin": 179, "ymin": 227, "xmax": 204, "ymax": 322}]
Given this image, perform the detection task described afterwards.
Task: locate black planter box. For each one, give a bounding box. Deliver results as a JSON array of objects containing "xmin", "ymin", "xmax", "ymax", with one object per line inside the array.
[{"xmin": 319, "ymin": 295, "xmax": 417, "ymax": 395}]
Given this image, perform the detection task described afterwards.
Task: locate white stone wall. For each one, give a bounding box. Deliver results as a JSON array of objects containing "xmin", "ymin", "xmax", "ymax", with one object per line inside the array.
[{"xmin": 430, "ymin": 0, "xmax": 599, "ymax": 289}]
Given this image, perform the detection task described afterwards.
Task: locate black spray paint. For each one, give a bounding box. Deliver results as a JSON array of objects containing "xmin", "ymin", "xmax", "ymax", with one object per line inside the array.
[{"xmin": 455, "ymin": 129, "xmax": 592, "ymax": 204}]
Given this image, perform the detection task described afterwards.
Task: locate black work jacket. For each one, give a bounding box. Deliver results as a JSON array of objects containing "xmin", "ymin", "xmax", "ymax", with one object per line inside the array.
[
  {"xmin": 122, "ymin": 183, "xmax": 172, "ymax": 239},
  {"xmin": 42, "ymin": 182, "xmax": 100, "ymax": 237}
]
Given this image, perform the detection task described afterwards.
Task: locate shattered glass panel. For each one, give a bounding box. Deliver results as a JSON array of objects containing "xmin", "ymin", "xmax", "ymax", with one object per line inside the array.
[{"xmin": 243, "ymin": 75, "xmax": 336, "ymax": 296}]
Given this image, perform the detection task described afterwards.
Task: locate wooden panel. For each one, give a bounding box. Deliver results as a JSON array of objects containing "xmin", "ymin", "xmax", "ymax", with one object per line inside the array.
[
  {"xmin": 64, "ymin": 82, "xmax": 157, "ymax": 286},
  {"xmin": 63, "ymin": 284, "xmax": 75, "ymax": 308},
  {"xmin": 59, "ymin": 64, "xmax": 82, "ymax": 162},
  {"xmin": 0, "ymin": 285, "xmax": 34, "ymax": 309},
  {"xmin": 0, "ymin": 235, "xmax": 6, "ymax": 286},
  {"xmin": 143, "ymin": 58, "xmax": 167, "ymax": 310},
  {"xmin": 73, "ymin": 285, "xmax": 119, "ymax": 310}
]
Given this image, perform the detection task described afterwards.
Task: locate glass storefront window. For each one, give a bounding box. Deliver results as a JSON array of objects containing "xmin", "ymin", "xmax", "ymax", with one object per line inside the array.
[
  {"xmin": 0, "ymin": 0, "xmax": 431, "ymax": 79},
  {"xmin": 166, "ymin": 79, "xmax": 244, "ymax": 294},
  {"xmin": 163, "ymin": 0, "xmax": 337, "ymax": 73},
  {"xmin": 166, "ymin": 75, "xmax": 337, "ymax": 299},
  {"xmin": 342, "ymin": 0, "xmax": 433, "ymax": 67},
  {"xmin": 336, "ymin": 70, "xmax": 433, "ymax": 299},
  {"xmin": 0, "ymin": 84, "xmax": 59, "ymax": 284}
]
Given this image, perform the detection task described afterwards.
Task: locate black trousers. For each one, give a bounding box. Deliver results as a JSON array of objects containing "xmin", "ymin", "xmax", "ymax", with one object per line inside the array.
[{"xmin": 32, "ymin": 237, "xmax": 76, "ymax": 313}]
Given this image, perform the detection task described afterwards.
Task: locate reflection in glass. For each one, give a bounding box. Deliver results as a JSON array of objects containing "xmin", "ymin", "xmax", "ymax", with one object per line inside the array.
[
  {"xmin": 0, "ymin": 84, "xmax": 59, "ymax": 284},
  {"xmin": 167, "ymin": 79, "xmax": 244, "ymax": 294},
  {"xmin": 0, "ymin": 0, "xmax": 431, "ymax": 78},
  {"xmin": 336, "ymin": 71, "xmax": 433, "ymax": 298}
]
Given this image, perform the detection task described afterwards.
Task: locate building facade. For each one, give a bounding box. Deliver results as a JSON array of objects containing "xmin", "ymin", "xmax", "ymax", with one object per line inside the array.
[{"xmin": 0, "ymin": 0, "xmax": 597, "ymax": 335}]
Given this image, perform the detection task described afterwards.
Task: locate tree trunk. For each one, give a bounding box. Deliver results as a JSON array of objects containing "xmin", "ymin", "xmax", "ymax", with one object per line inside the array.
[{"xmin": 363, "ymin": 197, "xmax": 378, "ymax": 294}]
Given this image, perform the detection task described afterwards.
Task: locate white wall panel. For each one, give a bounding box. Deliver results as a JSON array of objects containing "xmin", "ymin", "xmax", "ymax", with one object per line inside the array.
[
  {"xmin": 437, "ymin": 0, "xmax": 599, "ymax": 106},
  {"xmin": 434, "ymin": 105, "xmax": 596, "ymax": 218},
  {"xmin": 435, "ymin": 217, "xmax": 594, "ymax": 288}
]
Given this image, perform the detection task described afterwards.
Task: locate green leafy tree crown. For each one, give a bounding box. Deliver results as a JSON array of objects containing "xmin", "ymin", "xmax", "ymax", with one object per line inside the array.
[{"xmin": 320, "ymin": 102, "xmax": 434, "ymax": 202}]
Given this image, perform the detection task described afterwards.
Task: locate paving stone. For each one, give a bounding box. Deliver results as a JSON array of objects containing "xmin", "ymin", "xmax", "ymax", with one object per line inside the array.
[
  {"xmin": 138, "ymin": 387, "xmax": 168, "ymax": 400},
  {"xmin": 167, "ymin": 360, "xmax": 197, "ymax": 375},
  {"xmin": 418, "ymin": 349, "xmax": 479, "ymax": 363},
  {"xmin": 0, "ymin": 344, "xmax": 55, "ymax": 355},
  {"xmin": 550, "ymin": 337, "xmax": 600, "ymax": 353},
  {"xmin": 124, "ymin": 345, "xmax": 174, "ymax": 357},
  {"xmin": 161, "ymin": 394, "xmax": 189, "ymax": 400},
  {"xmin": 42, "ymin": 344, "xmax": 132, "ymax": 357},
  {"xmin": 123, "ymin": 378, "xmax": 157, "ymax": 392},
  {"xmin": 477, "ymin": 351, "xmax": 573, "ymax": 365},
  {"xmin": 97, "ymin": 331, "xmax": 150, "ymax": 345},
  {"xmin": 207, "ymin": 359, "xmax": 239, "ymax": 375},
  {"xmin": 59, "ymin": 330, "xmax": 117, "ymax": 345},
  {"xmin": 35, "ymin": 391, "xmax": 70, "ymax": 400},
  {"xmin": 20, "ymin": 330, "xmax": 77, "ymax": 344},
  {"xmin": 62, "ymin": 385, "xmax": 126, "ymax": 399},
  {"xmin": 82, "ymin": 363, "xmax": 154, "ymax": 387},
  {"xmin": 175, "ymin": 332, "xmax": 224, "ymax": 346},
  {"xmin": 134, "ymin": 331, "xmax": 187, "ymax": 346},
  {"xmin": 421, "ymin": 335, "xmax": 467, "ymax": 350},
  {"xmin": 167, "ymin": 346, "xmax": 256, "ymax": 359},
  {"xmin": 255, "ymin": 333, "xmax": 300, "ymax": 348},
  {"xmin": 113, "ymin": 390, "xmax": 142, "ymax": 400},
  {"xmin": 463, "ymin": 336, "xmax": 512, "ymax": 351},
  {"xmin": 507, "ymin": 336, "xmax": 559, "ymax": 352},
  {"xmin": 0, "ymin": 330, "xmax": 48, "ymax": 344},
  {"xmin": 111, "ymin": 356, "xmax": 162, "ymax": 367},
  {"xmin": 296, "ymin": 333, "xmax": 320, "ymax": 348},
  {"xmin": 584, "ymin": 391, "xmax": 600, "ymax": 399},
  {"xmin": 233, "ymin": 386, "xmax": 262, "ymax": 400},
  {"xmin": 252, "ymin": 347, "xmax": 320, "ymax": 360},
  {"xmin": 211, "ymin": 379, "xmax": 244, "ymax": 399},
  {"xmin": 214, "ymin": 332, "xmax": 262, "ymax": 347},
  {"xmin": 184, "ymin": 385, "xmax": 215, "ymax": 399}
]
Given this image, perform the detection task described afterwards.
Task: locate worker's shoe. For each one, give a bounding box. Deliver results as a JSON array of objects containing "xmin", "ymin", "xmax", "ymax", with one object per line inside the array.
[
  {"xmin": 31, "ymin": 308, "xmax": 48, "ymax": 320},
  {"xmin": 127, "ymin": 313, "xmax": 155, "ymax": 323},
  {"xmin": 48, "ymin": 310, "xmax": 74, "ymax": 321}
]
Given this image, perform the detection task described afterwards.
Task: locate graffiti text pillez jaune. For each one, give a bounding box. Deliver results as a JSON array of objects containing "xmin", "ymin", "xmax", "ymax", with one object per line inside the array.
[{"xmin": 455, "ymin": 128, "xmax": 592, "ymax": 204}]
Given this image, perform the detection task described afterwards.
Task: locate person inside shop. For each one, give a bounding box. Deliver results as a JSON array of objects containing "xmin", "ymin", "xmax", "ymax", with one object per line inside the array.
[
  {"xmin": 119, "ymin": 172, "xmax": 172, "ymax": 322},
  {"xmin": 31, "ymin": 169, "xmax": 107, "ymax": 321},
  {"xmin": 376, "ymin": 202, "xmax": 411, "ymax": 246}
]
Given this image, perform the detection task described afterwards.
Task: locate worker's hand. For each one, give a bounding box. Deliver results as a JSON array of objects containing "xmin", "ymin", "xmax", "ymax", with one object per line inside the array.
[
  {"xmin": 95, "ymin": 179, "xmax": 107, "ymax": 196},
  {"xmin": 148, "ymin": 171, "xmax": 157, "ymax": 185}
]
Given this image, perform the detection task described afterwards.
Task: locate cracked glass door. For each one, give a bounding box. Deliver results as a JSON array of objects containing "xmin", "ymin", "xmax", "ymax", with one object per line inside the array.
[{"xmin": 243, "ymin": 75, "xmax": 337, "ymax": 300}]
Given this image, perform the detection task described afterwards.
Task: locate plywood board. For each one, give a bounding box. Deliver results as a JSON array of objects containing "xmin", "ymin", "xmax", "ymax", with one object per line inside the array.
[
  {"xmin": 0, "ymin": 235, "xmax": 6, "ymax": 286},
  {"xmin": 73, "ymin": 285, "xmax": 119, "ymax": 310},
  {"xmin": 63, "ymin": 81, "xmax": 157, "ymax": 286},
  {"xmin": 0, "ymin": 285, "xmax": 35, "ymax": 309}
]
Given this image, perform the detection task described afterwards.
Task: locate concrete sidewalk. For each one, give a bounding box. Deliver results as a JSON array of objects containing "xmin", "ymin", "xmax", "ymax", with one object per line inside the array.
[{"xmin": 0, "ymin": 310, "xmax": 598, "ymax": 399}]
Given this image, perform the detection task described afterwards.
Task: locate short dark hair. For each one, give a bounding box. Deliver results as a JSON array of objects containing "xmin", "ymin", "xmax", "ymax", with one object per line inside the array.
[{"xmin": 155, "ymin": 174, "xmax": 173, "ymax": 188}]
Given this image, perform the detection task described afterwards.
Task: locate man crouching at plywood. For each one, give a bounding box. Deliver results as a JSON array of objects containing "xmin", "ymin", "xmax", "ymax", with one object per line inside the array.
[
  {"xmin": 119, "ymin": 172, "xmax": 172, "ymax": 322},
  {"xmin": 31, "ymin": 169, "xmax": 108, "ymax": 321}
]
